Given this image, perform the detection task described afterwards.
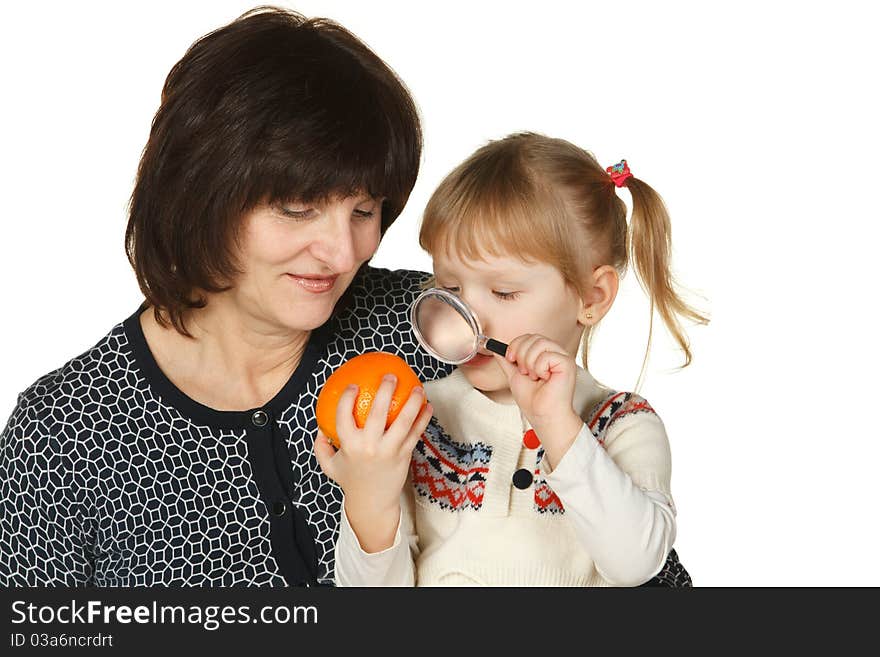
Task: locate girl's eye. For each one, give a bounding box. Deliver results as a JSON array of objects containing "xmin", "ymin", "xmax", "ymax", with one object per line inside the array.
[
  {"xmin": 439, "ymin": 287, "xmax": 518, "ymax": 301},
  {"xmin": 493, "ymin": 291, "xmax": 520, "ymax": 301}
]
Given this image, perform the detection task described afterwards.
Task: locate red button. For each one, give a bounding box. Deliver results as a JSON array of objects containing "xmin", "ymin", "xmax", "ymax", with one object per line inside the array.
[{"xmin": 523, "ymin": 429, "xmax": 540, "ymax": 449}]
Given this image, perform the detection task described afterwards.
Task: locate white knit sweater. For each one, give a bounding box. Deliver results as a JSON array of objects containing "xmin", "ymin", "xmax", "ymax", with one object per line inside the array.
[{"xmin": 334, "ymin": 367, "xmax": 677, "ymax": 587}]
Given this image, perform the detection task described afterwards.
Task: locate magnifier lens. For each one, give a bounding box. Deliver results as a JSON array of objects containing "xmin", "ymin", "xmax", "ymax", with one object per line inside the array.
[{"xmin": 413, "ymin": 294, "xmax": 478, "ymax": 362}]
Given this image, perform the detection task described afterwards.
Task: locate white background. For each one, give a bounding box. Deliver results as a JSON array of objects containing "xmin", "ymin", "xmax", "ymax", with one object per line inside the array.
[{"xmin": 1, "ymin": 1, "xmax": 878, "ymax": 585}]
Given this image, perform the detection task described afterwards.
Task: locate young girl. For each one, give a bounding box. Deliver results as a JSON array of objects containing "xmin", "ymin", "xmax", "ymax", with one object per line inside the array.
[{"xmin": 314, "ymin": 132, "xmax": 707, "ymax": 586}]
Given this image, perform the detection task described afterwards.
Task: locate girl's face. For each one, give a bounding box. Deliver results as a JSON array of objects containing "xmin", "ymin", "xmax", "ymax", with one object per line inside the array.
[
  {"xmin": 432, "ymin": 248, "xmax": 588, "ymax": 404},
  {"xmin": 226, "ymin": 194, "xmax": 382, "ymax": 333}
]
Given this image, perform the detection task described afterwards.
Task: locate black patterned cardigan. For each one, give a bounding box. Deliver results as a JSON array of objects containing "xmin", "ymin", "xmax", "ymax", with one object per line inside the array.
[{"xmin": 0, "ymin": 267, "xmax": 453, "ymax": 586}]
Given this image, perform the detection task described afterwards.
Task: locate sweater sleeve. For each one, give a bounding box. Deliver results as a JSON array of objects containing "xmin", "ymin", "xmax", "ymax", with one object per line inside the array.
[
  {"xmin": 334, "ymin": 480, "xmax": 419, "ymax": 587},
  {"xmin": 543, "ymin": 411, "xmax": 676, "ymax": 587},
  {"xmin": 0, "ymin": 393, "xmax": 96, "ymax": 586}
]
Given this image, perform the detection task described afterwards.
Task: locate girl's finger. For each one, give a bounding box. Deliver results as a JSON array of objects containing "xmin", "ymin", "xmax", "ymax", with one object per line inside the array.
[
  {"xmin": 401, "ymin": 403, "xmax": 433, "ymax": 456},
  {"xmin": 523, "ymin": 337, "xmax": 566, "ymax": 378},
  {"xmin": 492, "ymin": 351, "xmax": 520, "ymax": 382},
  {"xmin": 364, "ymin": 373, "xmax": 398, "ymax": 436},
  {"xmin": 313, "ymin": 429, "xmax": 337, "ymax": 480},
  {"xmin": 517, "ymin": 335, "xmax": 545, "ymax": 378},
  {"xmin": 386, "ymin": 385, "xmax": 425, "ymax": 445},
  {"xmin": 521, "ymin": 338, "xmax": 546, "ymax": 373},
  {"xmin": 505, "ymin": 334, "xmax": 531, "ymax": 364},
  {"xmin": 534, "ymin": 350, "xmax": 567, "ymax": 381},
  {"xmin": 335, "ymin": 384, "xmax": 361, "ymax": 439}
]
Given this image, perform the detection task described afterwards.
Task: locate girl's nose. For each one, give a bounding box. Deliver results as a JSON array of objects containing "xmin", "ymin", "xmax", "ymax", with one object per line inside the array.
[{"xmin": 460, "ymin": 292, "xmax": 490, "ymax": 334}]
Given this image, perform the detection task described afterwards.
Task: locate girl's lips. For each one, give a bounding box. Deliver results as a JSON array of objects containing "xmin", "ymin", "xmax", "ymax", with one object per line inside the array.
[
  {"xmin": 286, "ymin": 274, "xmax": 338, "ymax": 293},
  {"xmin": 461, "ymin": 353, "xmax": 493, "ymax": 367}
]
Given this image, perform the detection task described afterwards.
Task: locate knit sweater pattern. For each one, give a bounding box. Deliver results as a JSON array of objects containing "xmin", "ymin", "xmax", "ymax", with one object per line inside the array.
[{"xmin": 335, "ymin": 367, "xmax": 677, "ymax": 587}]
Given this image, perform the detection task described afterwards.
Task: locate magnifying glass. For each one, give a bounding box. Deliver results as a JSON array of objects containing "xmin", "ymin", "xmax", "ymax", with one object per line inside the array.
[{"xmin": 410, "ymin": 288, "xmax": 508, "ymax": 365}]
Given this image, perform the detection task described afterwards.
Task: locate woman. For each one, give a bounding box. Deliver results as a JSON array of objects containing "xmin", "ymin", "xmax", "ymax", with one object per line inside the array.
[{"xmin": 0, "ymin": 7, "xmax": 450, "ymax": 586}]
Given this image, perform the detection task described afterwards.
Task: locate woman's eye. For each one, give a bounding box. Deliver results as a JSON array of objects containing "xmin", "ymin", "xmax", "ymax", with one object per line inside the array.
[
  {"xmin": 493, "ymin": 291, "xmax": 520, "ymax": 301},
  {"xmin": 440, "ymin": 286, "xmax": 460, "ymax": 294},
  {"xmin": 280, "ymin": 207, "xmax": 314, "ymax": 221},
  {"xmin": 353, "ymin": 208, "xmax": 377, "ymax": 222}
]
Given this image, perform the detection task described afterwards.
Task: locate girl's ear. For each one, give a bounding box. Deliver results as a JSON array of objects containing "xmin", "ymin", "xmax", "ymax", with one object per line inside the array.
[
  {"xmin": 575, "ymin": 289, "xmax": 594, "ymax": 327},
  {"xmin": 577, "ymin": 265, "xmax": 619, "ymax": 326},
  {"xmin": 577, "ymin": 302, "xmax": 593, "ymax": 327}
]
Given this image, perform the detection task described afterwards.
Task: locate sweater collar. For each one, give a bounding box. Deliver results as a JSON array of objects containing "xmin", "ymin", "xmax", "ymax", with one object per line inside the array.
[{"xmin": 123, "ymin": 303, "xmax": 332, "ymax": 430}]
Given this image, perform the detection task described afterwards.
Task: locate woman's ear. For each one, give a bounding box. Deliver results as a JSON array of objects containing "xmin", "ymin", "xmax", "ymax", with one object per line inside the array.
[{"xmin": 577, "ymin": 265, "xmax": 619, "ymax": 326}]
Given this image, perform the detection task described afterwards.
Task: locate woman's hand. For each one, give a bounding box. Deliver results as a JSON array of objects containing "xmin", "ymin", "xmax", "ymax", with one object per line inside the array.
[
  {"xmin": 492, "ymin": 334, "xmax": 584, "ymax": 468},
  {"xmin": 313, "ymin": 374, "xmax": 432, "ymax": 552}
]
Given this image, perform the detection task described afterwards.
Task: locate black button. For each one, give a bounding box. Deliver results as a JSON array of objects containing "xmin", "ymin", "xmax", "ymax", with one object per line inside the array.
[
  {"xmin": 252, "ymin": 410, "xmax": 269, "ymax": 427},
  {"xmin": 271, "ymin": 501, "xmax": 287, "ymax": 517},
  {"xmin": 512, "ymin": 468, "xmax": 533, "ymax": 490}
]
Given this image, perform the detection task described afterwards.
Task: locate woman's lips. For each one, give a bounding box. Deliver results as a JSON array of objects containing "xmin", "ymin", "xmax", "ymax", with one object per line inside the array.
[{"xmin": 286, "ymin": 274, "xmax": 338, "ymax": 293}]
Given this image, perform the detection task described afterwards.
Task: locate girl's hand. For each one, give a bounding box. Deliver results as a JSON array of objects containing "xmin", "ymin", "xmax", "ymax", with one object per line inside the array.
[
  {"xmin": 492, "ymin": 334, "xmax": 584, "ymax": 467},
  {"xmin": 313, "ymin": 374, "xmax": 432, "ymax": 552}
]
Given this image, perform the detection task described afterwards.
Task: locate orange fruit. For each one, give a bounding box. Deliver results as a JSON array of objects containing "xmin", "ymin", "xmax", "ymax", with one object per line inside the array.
[{"xmin": 316, "ymin": 351, "xmax": 425, "ymax": 449}]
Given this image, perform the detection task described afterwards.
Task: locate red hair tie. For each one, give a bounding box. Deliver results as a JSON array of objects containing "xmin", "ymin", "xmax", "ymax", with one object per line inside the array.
[{"xmin": 606, "ymin": 159, "xmax": 632, "ymax": 187}]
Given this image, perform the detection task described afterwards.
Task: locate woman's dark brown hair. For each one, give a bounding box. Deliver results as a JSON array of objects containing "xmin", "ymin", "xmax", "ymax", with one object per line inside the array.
[{"xmin": 125, "ymin": 6, "xmax": 422, "ymax": 336}]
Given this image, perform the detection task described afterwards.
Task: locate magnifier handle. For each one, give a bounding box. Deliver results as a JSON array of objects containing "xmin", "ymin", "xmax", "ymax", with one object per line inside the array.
[{"xmin": 484, "ymin": 338, "xmax": 508, "ymax": 358}]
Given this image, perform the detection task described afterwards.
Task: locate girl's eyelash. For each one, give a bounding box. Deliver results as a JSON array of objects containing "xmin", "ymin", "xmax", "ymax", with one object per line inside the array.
[
  {"xmin": 440, "ymin": 286, "xmax": 519, "ymax": 301},
  {"xmin": 493, "ymin": 291, "xmax": 519, "ymax": 301}
]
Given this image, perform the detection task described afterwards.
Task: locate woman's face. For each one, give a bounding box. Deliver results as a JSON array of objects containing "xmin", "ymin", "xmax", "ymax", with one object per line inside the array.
[
  {"xmin": 228, "ymin": 194, "xmax": 382, "ymax": 333},
  {"xmin": 431, "ymin": 248, "xmax": 587, "ymax": 403}
]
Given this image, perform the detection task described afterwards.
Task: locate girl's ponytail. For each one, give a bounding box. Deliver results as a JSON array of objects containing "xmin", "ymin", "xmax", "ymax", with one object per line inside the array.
[
  {"xmin": 419, "ymin": 134, "xmax": 709, "ymax": 391},
  {"xmin": 623, "ymin": 173, "xmax": 709, "ymax": 385}
]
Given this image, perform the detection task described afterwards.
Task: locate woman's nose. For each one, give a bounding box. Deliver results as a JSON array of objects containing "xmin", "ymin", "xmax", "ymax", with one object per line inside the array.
[{"xmin": 313, "ymin": 216, "xmax": 357, "ymax": 274}]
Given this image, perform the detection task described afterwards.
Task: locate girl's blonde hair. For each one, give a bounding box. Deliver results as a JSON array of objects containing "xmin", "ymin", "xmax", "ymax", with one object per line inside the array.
[{"xmin": 419, "ymin": 132, "xmax": 709, "ymax": 390}]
